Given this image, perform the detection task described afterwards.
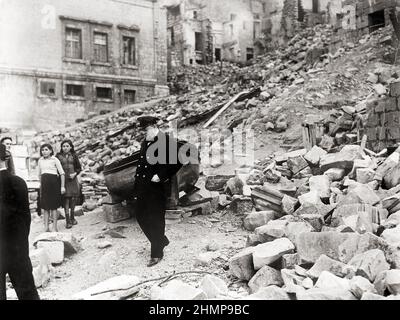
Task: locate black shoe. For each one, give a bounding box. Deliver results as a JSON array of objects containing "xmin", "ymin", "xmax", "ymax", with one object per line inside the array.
[
  {"xmin": 71, "ymin": 218, "xmax": 78, "ymax": 225},
  {"xmin": 147, "ymin": 258, "xmax": 162, "ymax": 267},
  {"xmin": 66, "ymin": 221, "xmax": 72, "ymax": 229},
  {"xmin": 163, "ymin": 237, "xmax": 170, "ymax": 247}
]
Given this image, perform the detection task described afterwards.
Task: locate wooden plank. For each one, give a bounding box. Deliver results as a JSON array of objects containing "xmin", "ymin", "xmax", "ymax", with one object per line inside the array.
[
  {"xmin": 203, "ymin": 91, "xmax": 249, "ymax": 129},
  {"xmin": 203, "ymin": 87, "xmax": 261, "ymax": 129}
]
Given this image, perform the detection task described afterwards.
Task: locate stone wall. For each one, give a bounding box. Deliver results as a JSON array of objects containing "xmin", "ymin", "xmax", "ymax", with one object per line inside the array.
[
  {"xmin": 366, "ymin": 82, "xmax": 400, "ymax": 152},
  {"xmin": 330, "ymin": 0, "xmax": 398, "ymax": 51}
]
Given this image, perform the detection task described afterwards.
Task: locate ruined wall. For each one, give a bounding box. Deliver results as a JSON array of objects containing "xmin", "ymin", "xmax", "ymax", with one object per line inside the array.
[
  {"xmin": 331, "ymin": 0, "xmax": 398, "ymax": 51},
  {"xmin": 366, "ymin": 82, "xmax": 400, "ymax": 152},
  {"xmin": 0, "ymin": 0, "xmax": 167, "ymax": 131}
]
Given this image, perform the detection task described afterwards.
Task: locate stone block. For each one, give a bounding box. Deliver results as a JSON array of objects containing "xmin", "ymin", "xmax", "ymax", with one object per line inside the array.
[
  {"xmin": 30, "ymin": 248, "xmax": 53, "ymax": 288},
  {"xmin": 324, "ymin": 168, "xmax": 346, "ymax": 181},
  {"xmin": 103, "ymin": 203, "xmax": 131, "ymax": 223},
  {"xmin": 205, "ymin": 175, "xmax": 235, "ymax": 191},
  {"xmin": 34, "ymin": 232, "xmax": 81, "ymax": 255},
  {"xmin": 281, "ymin": 195, "xmax": 299, "ymax": 215},
  {"xmin": 382, "ymin": 193, "xmax": 400, "ymax": 214},
  {"xmin": 320, "ymin": 145, "xmax": 361, "ymax": 173},
  {"xmin": 387, "ymin": 126, "xmax": 400, "ymax": 140},
  {"xmin": 337, "ymin": 184, "xmax": 380, "ymax": 206},
  {"xmin": 225, "ymin": 177, "xmax": 244, "ymax": 196},
  {"xmin": 229, "ymin": 197, "xmax": 253, "ymax": 215},
  {"xmin": 281, "ymin": 268, "xmax": 306, "ymax": 294},
  {"xmin": 228, "ymin": 247, "xmax": 256, "ymax": 281},
  {"xmin": 36, "ymin": 241, "xmax": 64, "ymax": 265},
  {"xmin": 309, "ymin": 175, "xmax": 331, "ymax": 199},
  {"xmin": 295, "ymin": 232, "xmax": 360, "ymax": 263},
  {"xmin": 349, "ymin": 276, "xmax": 377, "ymax": 299},
  {"xmin": 246, "ymin": 234, "xmax": 263, "ymax": 247},
  {"xmin": 307, "ymin": 254, "xmax": 348, "ymax": 279},
  {"xmin": 243, "ymin": 211, "xmax": 275, "ymax": 231},
  {"xmin": 285, "ymin": 221, "xmax": 315, "ymax": 244},
  {"xmin": 385, "ymin": 270, "xmax": 400, "ymax": 295},
  {"xmin": 73, "ymin": 275, "xmax": 141, "ymax": 300},
  {"xmin": 255, "ymin": 219, "xmax": 288, "ymax": 241},
  {"xmin": 287, "ymin": 156, "xmax": 309, "ymax": 175},
  {"xmin": 383, "ymin": 163, "xmax": 400, "ymax": 189},
  {"xmin": 281, "ymin": 253, "xmax": 301, "ymax": 269},
  {"xmin": 300, "ymin": 214, "xmax": 324, "ymax": 232},
  {"xmin": 252, "ymin": 238, "xmax": 295, "ymax": 270},
  {"xmin": 151, "ymin": 280, "xmax": 207, "ymax": 300},
  {"xmin": 244, "ymin": 286, "xmax": 290, "ymax": 300},
  {"xmin": 390, "ymin": 81, "xmax": 400, "ymax": 97},
  {"xmin": 275, "ymin": 149, "xmax": 307, "ymax": 164},
  {"xmin": 356, "ymin": 168, "xmax": 375, "ymax": 184},
  {"xmin": 361, "ymin": 292, "xmax": 386, "ymax": 300},
  {"xmin": 304, "ymin": 146, "xmax": 327, "ymax": 166},
  {"xmin": 315, "ymin": 271, "xmax": 350, "ymax": 291},
  {"xmin": 200, "ymin": 275, "xmax": 229, "ymax": 299},
  {"xmin": 348, "ymin": 249, "xmax": 390, "ymax": 282},
  {"xmin": 381, "ymin": 225, "xmax": 400, "ymax": 246},
  {"xmin": 298, "ymin": 190, "xmax": 321, "ymax": 206},
  {"xmin": 297, "ymin": 287, "xmax": 357, "ymax": 300},
  {"xmin": 386, "ymin": 97, "xmax": 398, "ymax": 111},
  {"xmin": 248, "ymin": 266, "xmax": 283, "ymax": 293},
  {"xmin": 338, "ymin": 232, "xmax": 388, "ymax": 264}
]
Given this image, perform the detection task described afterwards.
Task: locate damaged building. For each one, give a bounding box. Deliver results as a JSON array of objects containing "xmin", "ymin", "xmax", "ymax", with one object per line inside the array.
[
  {"xmin": 165, "ymin": 0, "xmax": 266, "ymax": 68},
  {"xmin": 331, "ymin": 0, "xmax": 400, "ymax": 48},
  {"xmin": 261, "ymin": 0, "xmax": 342, "ymax": 45},
  {"xmin": 0, "ymin": 0, "xmax": 169, "ymax": 131}
]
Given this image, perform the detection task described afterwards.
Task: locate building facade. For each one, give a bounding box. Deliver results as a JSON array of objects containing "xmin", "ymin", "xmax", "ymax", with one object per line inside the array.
[
  {"xmin": 0, "ymin": 0, "xmax": 168, "ymax": 131},
  {"xmin": 165, "ymin": 0, "xmax": 265, "ymax": 68}
]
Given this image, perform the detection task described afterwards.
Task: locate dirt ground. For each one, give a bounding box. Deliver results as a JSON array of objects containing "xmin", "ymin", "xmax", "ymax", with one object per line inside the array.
[{"xmin": 24, "ymin": 194, "xmax": 252, "ymax": 300}]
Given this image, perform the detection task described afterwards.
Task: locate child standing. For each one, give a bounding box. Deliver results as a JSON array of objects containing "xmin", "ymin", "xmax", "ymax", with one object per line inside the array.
[
  {"xmin": 56, "ymin": 140, "xmax": 82, "ymax": 229},
  {"xmin": 38, "ymin": 144, "xmax": 65, "ymax": 232}
]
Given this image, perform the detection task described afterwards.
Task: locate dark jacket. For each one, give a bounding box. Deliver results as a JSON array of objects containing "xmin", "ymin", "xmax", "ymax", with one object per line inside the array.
[
  {"xmin": 133, "ymin": 131, "xmax": 183, "ymax": 199},
  {"xmin": 0, "ymin": 169, "xmax": 31, "ymax": 258},
  {"xmin": 55, "ymin": 152, "xmax": 82, "ymax": 175},
  {"xmin": 5, "ymin": 152, "xmax": 15, "ymax": 175}
]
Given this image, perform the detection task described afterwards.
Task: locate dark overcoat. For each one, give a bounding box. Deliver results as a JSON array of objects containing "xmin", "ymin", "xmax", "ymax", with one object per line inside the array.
[
  {"xmin": 133, "ymin": 131, "xmax": 183, "ymax": 258},
  {"xmin": 0, "ymin": 170, "xmax": 39, "ymax": 300}
]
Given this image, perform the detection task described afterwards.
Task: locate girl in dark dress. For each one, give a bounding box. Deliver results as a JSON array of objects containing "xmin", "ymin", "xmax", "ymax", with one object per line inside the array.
[{"xmin": 56, "ymin": 140, "xmax": 82, "ymax": 229}]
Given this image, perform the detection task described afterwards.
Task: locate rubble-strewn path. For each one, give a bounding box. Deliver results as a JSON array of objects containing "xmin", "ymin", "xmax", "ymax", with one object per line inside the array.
[{"xmin": 26, "ymin": 206, "xmax": 251, "ymax": 300}]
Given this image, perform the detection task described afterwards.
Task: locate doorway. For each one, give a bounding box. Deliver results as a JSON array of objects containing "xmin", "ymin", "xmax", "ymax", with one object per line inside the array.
[{"xmin": 368, "ymin": 10, "xmax": 385, "ymax": 33}]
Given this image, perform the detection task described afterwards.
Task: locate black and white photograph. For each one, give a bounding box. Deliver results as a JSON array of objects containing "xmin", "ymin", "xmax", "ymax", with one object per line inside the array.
[{"xmin": 1, "ymin": 0, "xmax": 400, "ymax": 307}]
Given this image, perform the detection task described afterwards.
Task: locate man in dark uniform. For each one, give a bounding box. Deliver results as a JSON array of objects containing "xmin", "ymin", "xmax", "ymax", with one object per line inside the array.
[
  {"xmin": 0, "ymin": 144, "xmax": 39, "ymax": 300},
  {"xmin": 133, "ymin": 116, "xmax": 183, "ymax": 267}
]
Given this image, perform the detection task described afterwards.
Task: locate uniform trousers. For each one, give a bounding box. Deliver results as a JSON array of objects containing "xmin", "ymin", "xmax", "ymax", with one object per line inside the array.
[{"xmin": 135, "ymin": 185, "xmax": 169, "ymax": 258}]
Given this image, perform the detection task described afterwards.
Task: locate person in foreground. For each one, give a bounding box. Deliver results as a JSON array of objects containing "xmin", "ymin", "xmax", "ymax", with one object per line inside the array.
[
  {"xmin": 0, "ymin": 144, "xmax": 40, "ymax": 300},
  {"xmin": 133, "ymin": 115, "xmax": 183, "ymax": 267}
]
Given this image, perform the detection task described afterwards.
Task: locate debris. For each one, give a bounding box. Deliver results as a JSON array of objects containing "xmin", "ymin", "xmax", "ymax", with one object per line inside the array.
[
  {"xmin": 252, "ymin": 238, "xmax": 295, "ymax": 270},
  {"xmin": 248, "ymin": 266, "xmax": 284, "ymax": 293}
]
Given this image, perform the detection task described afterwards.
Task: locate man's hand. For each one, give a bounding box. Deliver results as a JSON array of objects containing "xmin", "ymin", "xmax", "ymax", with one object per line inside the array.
[
  {"xmin": 70, "ymin": 173, "xmax": 77, "ymax": 180},
  {"xmin": 61, "ymin": 187, "xmax": 66, "ymax": 195},
  {"xmin": 151, "ymin": 174, "xmax": 160, "ymax": 183}
]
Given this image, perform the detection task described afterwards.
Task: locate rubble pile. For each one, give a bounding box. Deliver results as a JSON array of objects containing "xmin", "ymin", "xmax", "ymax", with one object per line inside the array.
[{"xmin": 218, "ymin": 141, "xmax": 400, "ymax": 300}]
